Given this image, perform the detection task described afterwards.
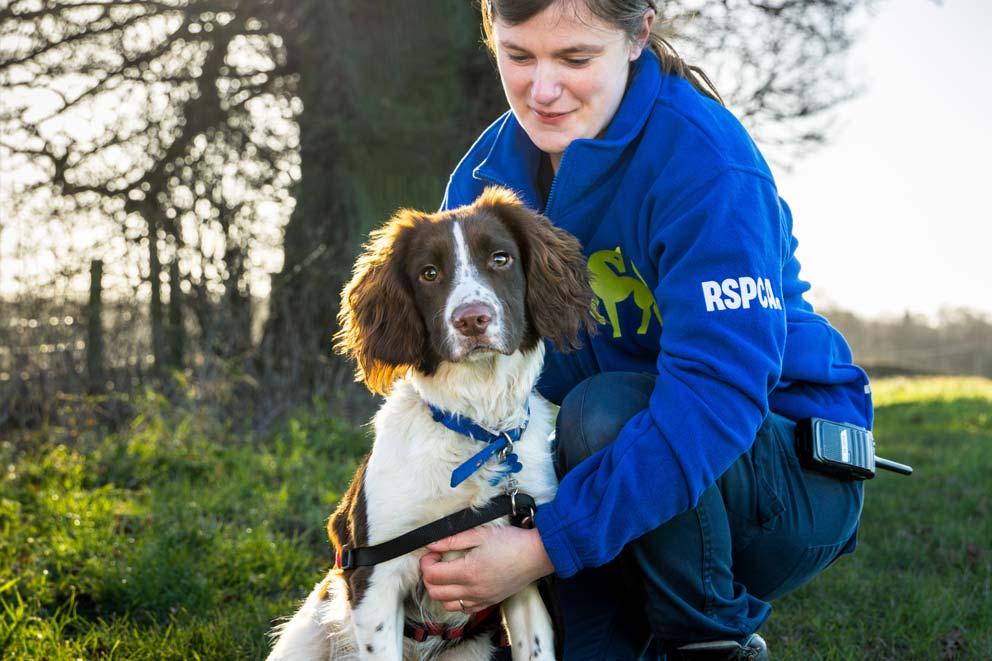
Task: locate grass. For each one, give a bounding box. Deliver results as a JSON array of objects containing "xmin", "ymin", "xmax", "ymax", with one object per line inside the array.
[
  {"xmin": 1, "ymin": 377, "xmax": 989, "ymax": 659},
  {"xmin": 764, "ymin": 377, "xmax": 992, "ymax": 660},
  {"xmin": 0, "ymin": 388, "xmax": 370, "ymax": 660}
]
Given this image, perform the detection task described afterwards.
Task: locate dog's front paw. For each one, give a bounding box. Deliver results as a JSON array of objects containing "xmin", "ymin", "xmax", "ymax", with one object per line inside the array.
[
  {"xmin": 503, "ymin": 583, "xmax": 556, "ymax": 661},
  {"xmin": 510, "ymin": 632, "xmax": 555, "ymax": 661}
]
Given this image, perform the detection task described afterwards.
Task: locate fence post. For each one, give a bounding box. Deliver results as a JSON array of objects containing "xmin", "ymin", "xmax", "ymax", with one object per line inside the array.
[
  {"xmin": 86, "ymin": 259, "xmax": 104, "ymax": 392},
  {"xmin": 148, "ymin": 223, "xmax": 165, "ymax": 377},
  {"xmin": 168, "ymin": 259, "xmax": 184, "ymax": 369}
]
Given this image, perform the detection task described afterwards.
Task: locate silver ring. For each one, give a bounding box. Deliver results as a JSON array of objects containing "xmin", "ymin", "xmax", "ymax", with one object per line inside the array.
[{"xmin": 458, "ymin": 599, "xmax": 466, "ymax": 611}]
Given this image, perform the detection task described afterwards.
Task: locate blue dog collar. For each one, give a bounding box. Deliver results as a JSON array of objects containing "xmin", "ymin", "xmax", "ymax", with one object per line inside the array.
[{"xmin": 427, "ymin": 403, "xmax": 529, "ymax": 488}]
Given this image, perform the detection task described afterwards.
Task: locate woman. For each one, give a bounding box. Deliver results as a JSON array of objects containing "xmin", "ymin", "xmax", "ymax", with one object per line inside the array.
[{"xmin": 421, "ymin": 1, "xmax": 872, "ymax": 658}]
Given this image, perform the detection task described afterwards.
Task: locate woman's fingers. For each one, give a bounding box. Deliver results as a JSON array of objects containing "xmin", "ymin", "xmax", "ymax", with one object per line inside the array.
[
  {"xmin": 426, "ymin": 582, "xmax": 471, "ymax": 603},
  {"xmin": 425, "ymin": 528, "xmax": 484, "ymax": 553},
  {"xmin": 421, "ymin": 551, "xmax": 470, "ymax": 586}
]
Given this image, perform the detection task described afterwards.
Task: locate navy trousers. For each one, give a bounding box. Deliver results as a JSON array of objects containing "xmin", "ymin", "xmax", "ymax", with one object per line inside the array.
[{"xmin": 552, "ymin": 372, "xmax": 863, "ymax": 658}]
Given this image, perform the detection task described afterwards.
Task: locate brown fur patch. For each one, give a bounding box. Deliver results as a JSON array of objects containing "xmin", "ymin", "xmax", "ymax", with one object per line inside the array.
[
  {"xmin": 327, "ymin": 455, "xmax": 372, "ymax": 605},
  {"xmin": 471, "ymin": 187, "xmax": 596, "ymax": 350},
  {"xmin": 334, "ymin": 210, "xmax": 429, "ymax": 395}
]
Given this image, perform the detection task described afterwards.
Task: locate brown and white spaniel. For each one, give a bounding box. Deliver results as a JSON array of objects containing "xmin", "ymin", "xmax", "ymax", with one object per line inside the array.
[{"xmin": 267, "ymin": 187, "xmax": 592, "ymax": 660}]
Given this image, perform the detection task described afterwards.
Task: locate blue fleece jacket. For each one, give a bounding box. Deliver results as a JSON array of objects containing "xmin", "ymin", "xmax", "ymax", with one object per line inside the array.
[{"xmin": 440, "ymin": 50, "xmax": 873, "ymax": 579}]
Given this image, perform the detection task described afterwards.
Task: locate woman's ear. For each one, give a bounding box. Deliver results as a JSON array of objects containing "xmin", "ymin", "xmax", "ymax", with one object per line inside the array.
[
  {"xmin": 334, "ymin": 212, "xmax": 426, "ymax": 395},
  {"xmin": 630, "ymin": 9, "xmax": 655, "ymax": 61},
  {"xmin": 474, "ymin": 187, "xmax": 595, "ymax": 351}
]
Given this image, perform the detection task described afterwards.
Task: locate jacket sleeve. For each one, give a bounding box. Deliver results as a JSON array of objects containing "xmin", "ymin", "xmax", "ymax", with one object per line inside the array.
[
  {"xmin": 769, "ymin": 200, "xmax": 874, "ymax": 429},
  {"xmin": 533, "ymin": 168, "xmax": 789, "ymax": 577}
]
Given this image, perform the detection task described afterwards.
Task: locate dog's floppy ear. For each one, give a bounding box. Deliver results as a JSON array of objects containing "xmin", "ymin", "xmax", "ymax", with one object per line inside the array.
[
  {"xmin": 474, "ymin": 186, "xmax": 595, "ymax": 351},
  {"xmin": 334, "ymin": 211, "xmax": 426, "ymax": 395}
]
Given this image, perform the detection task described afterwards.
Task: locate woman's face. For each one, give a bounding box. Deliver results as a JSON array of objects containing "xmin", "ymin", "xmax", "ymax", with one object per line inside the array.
[{"xmin": 493, "ymin": 2, "xmax": 650, "ymax": 171}]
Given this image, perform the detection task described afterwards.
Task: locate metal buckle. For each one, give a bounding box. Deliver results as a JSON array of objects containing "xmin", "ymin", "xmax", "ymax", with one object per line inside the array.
[
  {"xmin": 510, "ymin": 491, "xmax": 535, "ymax": 528},
  {"xmin": 498, "ymin": 433, "xmax": 514, "ymax": 462},
  {"xmin": 504, "ymin": 474, "xmax": 519, "ymax": 496},
  {"xmin": 336, "ymin": 546, "xmax": 355, "ymax": 570}
]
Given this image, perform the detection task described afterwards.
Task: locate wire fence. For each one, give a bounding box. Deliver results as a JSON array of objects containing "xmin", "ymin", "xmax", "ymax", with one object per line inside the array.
[{"xmin": 2, "ymin": 274, "xmax": 990, "ymax": 431}]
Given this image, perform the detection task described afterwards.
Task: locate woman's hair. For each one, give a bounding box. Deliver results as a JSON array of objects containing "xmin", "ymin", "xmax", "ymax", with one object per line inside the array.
[{"xmin": 480, "ymin": 0, "xmax": 724, "ymax": 105}]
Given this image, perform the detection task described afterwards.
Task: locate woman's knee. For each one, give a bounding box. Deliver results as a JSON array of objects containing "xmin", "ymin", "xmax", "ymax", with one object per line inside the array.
[{"xmin": 555, "ymin": 372, "xmax": 655, "ymax": 478}]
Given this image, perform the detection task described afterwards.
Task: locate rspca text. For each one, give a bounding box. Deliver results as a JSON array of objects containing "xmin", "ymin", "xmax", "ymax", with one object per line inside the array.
[{"xmin": 701, "ymin": 277, "xmax": 782, "ymax": 312}]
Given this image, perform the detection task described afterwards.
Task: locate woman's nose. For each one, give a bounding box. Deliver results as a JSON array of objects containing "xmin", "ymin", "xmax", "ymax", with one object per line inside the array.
[{"xmin": 530, "ymin": 64, "xmax": 561, "ymax": 106}]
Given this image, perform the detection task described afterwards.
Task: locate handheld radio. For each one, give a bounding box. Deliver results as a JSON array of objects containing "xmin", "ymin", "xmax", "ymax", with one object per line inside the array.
[{"xmin": 795, "ymin": 418, "xmax": 913, "ymax": 480}]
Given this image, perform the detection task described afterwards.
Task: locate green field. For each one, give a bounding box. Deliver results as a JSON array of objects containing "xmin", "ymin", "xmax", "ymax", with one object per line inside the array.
[{"xmin": 1, "ymin": 377, "xmax": 990, "ymax": 659}]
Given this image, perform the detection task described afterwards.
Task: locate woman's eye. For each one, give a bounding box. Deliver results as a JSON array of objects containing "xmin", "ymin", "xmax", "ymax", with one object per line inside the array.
[
  {"xmin": 491, "ymin": 252, "xmax": 512, "ymax": 268},
  {"xmin": 507, "ymin": 53, "xmax": 530, "ymax": 63},
  {"xmin": 420, "ymin": 265, "xmax": 439, "ymax": 282}
]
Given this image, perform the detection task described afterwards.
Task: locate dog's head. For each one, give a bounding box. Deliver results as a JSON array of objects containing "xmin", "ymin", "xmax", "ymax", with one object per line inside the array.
[{"xmin": 335, "ymin": 187, "xmax": 594, "ymax": 395}]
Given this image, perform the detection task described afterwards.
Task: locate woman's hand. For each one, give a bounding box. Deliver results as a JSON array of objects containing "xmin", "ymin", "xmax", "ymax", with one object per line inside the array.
[{"xmin": 420, "ymin": 525, "xmax": 555, "ymax": 613}]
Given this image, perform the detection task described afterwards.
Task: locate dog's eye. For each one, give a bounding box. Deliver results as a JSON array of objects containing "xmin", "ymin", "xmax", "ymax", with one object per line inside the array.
[
  {"xmin": 420, "ymin": 265, "xmax": 439, "ymax": 282},
  {"xmin": 491, "ymin": 251, "xmax": 512, "ymax": 268}
]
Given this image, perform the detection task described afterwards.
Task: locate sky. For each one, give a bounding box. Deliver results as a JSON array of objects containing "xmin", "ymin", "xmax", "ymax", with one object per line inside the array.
[{"xmin": 774, "ymin": 0, "xmax": 992, "ymax": 319}]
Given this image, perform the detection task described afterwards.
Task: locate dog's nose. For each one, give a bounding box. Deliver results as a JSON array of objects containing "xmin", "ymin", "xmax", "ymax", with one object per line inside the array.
[{"xmin": 452, "ymin": 304, "xmax": 492, "ymax": 337}]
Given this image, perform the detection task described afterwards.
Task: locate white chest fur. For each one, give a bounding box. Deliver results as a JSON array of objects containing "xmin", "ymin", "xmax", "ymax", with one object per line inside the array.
[{"xmin": 363, "ymin": 346, "xmax": 557, "ymax": 547}]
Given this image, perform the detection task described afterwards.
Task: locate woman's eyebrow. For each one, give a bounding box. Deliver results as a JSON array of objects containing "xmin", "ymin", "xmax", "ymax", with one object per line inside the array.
[
  {"xmin": 499, "ymin": 40, "xmax": 605, "ymax": 56},
  {"xmin": 554, "ymin": 44, "xmax": 605, "ymax": 56}
]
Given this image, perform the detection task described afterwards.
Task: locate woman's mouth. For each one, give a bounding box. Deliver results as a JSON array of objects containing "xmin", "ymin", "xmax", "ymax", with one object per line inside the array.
[{"xmin": 533, "ymin": 108, "xmax": 572, "ymax": 124}]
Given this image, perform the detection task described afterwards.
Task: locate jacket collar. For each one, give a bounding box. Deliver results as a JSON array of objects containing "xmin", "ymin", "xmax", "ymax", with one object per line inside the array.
[{"xmin": 472, "ymin": 49, "xmax": 662, "ymax": 213}]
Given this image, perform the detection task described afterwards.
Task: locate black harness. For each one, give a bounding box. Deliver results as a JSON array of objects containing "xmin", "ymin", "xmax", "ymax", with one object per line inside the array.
[
  {"xmin": 333, "ymin": 492, "xmax": 536, "ymax": 646},
  {"xmin": 336, "ymin": 401, "xmax": 536, "ymax": 570},
  {"xmin": 332, "ymin": 402, "xmax": 539, "ymax": 646},
  {"xmin": 334, "ymin": 491, "xmax": 537, "ymax": 570}
]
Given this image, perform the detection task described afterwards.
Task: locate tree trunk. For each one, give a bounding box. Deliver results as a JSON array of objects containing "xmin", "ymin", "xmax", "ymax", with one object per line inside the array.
[
  {"xmin": 260, "ymin": 0, "xmax": 359, "ymax": 398},
  {"xmin": 260, "ymin": 0, "xmax": 502, "ymax": 406}
]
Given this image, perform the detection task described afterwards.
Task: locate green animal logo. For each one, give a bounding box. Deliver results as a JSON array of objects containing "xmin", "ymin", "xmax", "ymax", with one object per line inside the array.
[{"xmin": 588, "ymin": 247, "xmax": 662, "ymax": 338}]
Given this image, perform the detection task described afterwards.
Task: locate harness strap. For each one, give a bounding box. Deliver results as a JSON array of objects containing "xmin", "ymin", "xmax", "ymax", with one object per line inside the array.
[
  {"xmin": 403, "ymin": 604, "xmax": 504, "ymax": 644},
  {"xmin": 334, "ymin": 493, "xmax": 537, "ymax": 570}
]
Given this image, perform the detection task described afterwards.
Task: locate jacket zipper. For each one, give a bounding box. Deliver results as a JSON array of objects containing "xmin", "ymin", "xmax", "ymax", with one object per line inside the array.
[
  {"xmin": 542, "ymin": 150, "xmax": 569, "ymax": 216},
  {"xmin": 476, "ymin": 147, "xmax": 571, "ymax": 216}
]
